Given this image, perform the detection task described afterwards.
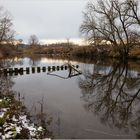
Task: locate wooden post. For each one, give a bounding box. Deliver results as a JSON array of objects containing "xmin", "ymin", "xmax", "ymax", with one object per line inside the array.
[
  {"xmin": 26, "ymin": 67, "xmax": 30, "ymax": 74},
  {"xmin": 42, "ymin": 67, "xmax": 46, "ymax": 72},
  {"xmin": 37, "ymin": 67, "xmax": 41, "ymax": 73},
  {"xmin": 14, "ymin": 68, "xmax": 19, "ymax": 76},
  {"xmin": 57, "ymin": 66, "xmax": 59, "ymax": 71},
  {"xmin": 64, "ymin": 66, "xmax": 67, "ymax": 70},
  {"xmin": 19, "ymin": 68, "xmax": 24, "ymax": 75},
  {"xmin": 14, "ymin": 68, "xmax": 18, "ymax": 72},
  {"xmin": 61, "ymin": 66, "xmax": 63, "ymax": 70},
  {"xmin": 9, "ymin": 68, "xmax": 13, "ymax": 76},
  {"xmin": 48, "ymin": 66, "xmax": 51, "ymax": 71},
  {"xmin": 52, "ymin": 66, "xmax": 55, "ymax": 71},
  {"xmin": 32, "ymin": 67, "xmax": 35, "ymax": 73},
  {"xmin": 76, "ymin": 65, "xmax": 79, "ymax": 68}
]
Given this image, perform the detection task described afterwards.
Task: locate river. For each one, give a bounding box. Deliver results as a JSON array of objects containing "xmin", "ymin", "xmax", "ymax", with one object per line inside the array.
[{"xmin": 0, "ymin": 56, "xmax": 140, "ymax": 139}]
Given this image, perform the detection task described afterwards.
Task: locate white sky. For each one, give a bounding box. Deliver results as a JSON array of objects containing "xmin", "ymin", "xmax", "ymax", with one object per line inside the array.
[{"xmin": 0, "ymin": 0, "xmax": 88, "ymax": 44}]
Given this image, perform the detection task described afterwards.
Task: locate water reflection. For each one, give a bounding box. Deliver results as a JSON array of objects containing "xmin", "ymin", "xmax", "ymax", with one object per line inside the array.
[
  {"xmin": 0, "ymin": 60, "xmax": 53, "ymax": 139},
  {"xmin": 1, "ymin": 56, "xmax": 140, "ymax": 138},
  {"xmin": 78, "ymin": 60, "xmax": 140, "ymax": 138},
  {"xmin": 47, "ymin": 63, "xmax": 82, "ymax": 79},
  {"xmin": 0, "ymin": 57, "xmax": 23, "ymax": 68}
]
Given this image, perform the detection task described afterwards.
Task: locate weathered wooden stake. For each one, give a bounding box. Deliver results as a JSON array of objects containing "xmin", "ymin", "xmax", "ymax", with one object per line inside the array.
[
  {"xmin": 26, "ymin": 67, "xmax": 30, "ymax": 74},
  {"xmin": 19, "ymin": 68, "xmax": 24, "ymax": 75},
  {"xmin": 42, "ymin": 67, "xmax": 46, "ymax": 72},
  {"xmin": 64, "ymin": 66, "xmax": 67, "ymax": 70},
  {"xmin": 14, "ymin": 68, "xmax": 19, "ymax": 76},
  {"xmin": 57, "ymin": 66, "xmax": 59, "ymax": 71},
  {"xmin": 37, "ymin": 67, "xmax": 41, "ymax": 73},
  {"xmin": 52, "ymin": 66, "xmax": 55, "ymax": 71},
  {"xmin": 32, "ymin": 67, "xmax": 35, "ymax": 73},
  {"xmin": 48, "ymin": 66, "xmax": 51, "ymax": 71},
  {"xmin": 61, "ymin": 66, "xmax": 63, "ymax": 70}
]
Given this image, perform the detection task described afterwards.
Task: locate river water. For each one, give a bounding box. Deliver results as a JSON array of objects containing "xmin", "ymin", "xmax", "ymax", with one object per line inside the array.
[{"xmin": 0, "ymin": 56, "xmax": 140, "ymax": 139}]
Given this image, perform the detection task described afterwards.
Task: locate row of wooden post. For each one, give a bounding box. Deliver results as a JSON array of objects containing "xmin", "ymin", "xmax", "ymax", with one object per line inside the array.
[{"xmin": 0, "ymin": 65, "xmax": 79, "ymax": 76}]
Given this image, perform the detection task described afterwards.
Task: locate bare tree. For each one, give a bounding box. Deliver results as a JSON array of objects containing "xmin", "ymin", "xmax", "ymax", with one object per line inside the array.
[
  {"xmin": 80, "ymin": 0, "xmax": 140, "ymax": 59},
  {"xmin": 0, "ymin": 7, "xmax": 15, "ymax": 44},
  {"xmin": 127, "ymin": 0, "xmax": 140, "ymax": 25},
  {"xmin": 28, "ymin": 35, "xmax": 39, "ymax": 46}
]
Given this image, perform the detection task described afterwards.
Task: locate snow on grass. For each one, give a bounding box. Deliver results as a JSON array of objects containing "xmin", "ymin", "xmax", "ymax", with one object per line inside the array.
[{"xmin": 0, "ymin": 96, "xmax": 50, "ymax": 139}]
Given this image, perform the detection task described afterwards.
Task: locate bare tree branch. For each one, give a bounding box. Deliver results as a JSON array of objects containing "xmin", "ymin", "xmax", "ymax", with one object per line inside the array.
[{"xmin": 80, "ymin": 0, "xmax": 140, "ymax": 58}]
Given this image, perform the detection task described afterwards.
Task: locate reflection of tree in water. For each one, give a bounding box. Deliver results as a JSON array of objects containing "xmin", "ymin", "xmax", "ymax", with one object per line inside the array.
[
  {"xmin": 0, "ymin": 57, "xmax": 23, "ymax": 68},
  {"xmin": 28, "ymin": 55, "xmax": 42, "ymax": 66},
  {"xmin": 78, "ymin": 60, "xmax": 140, "ymax": 138}
]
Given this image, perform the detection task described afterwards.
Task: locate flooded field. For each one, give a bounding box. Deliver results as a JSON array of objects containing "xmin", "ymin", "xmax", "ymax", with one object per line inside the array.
[{"xmin": 0, "ymin": 56, "xmax": 140, "ymax": 139}]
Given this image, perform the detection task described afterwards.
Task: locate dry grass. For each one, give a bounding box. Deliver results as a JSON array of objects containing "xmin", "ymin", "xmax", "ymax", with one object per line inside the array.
[
  {"xmin": 129, "ymin": 47, "xmax": 140, "ymax": 59},
  {"xmin": 1, "ymin": 43, "xmax": 140, "ymax": 60}
]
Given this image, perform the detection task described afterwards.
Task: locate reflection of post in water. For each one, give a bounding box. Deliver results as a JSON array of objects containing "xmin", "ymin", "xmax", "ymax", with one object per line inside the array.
[
  {"xmin": 47, "ymin": 63, "xmax": 82, "ymax": 79},
  {"xmin": 78, "ymin": 60, "xmax": 140, "ymax": 138}
]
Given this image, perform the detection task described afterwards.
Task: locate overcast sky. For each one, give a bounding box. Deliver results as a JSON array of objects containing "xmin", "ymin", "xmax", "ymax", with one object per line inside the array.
[{"xmin": 0, "ymin": 0, "xmax": 88, "ymax": 43}]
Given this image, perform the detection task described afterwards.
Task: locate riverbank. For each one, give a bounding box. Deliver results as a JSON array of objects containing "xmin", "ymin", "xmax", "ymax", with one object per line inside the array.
[
  {"xmin": 0, "ymin": 45, "xmax": 18, "ymax": 58},
  {"xmin": 0, "ymin": 92, "xmax": 47, "ymax": 139},
  {"xmin": 22, "ymin": 44, "xmax": 140, "ymax": 60},
  {"xmin": 0, "ymin": 73, "xmax": 52, "ymax": 139},
  {"xmin": 0, "ymin": 44, "xmax": 140, "ymax": 60}
]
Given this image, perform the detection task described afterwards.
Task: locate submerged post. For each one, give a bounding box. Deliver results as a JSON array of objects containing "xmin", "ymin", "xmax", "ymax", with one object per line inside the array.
[
  {"xmin": 14, "ymin": 68, "xmax": 19, "ymax": 76},
  {"xmin": 52, "ymin": 66, "xmax": 55, "ymax": 71},
  {"xmin": 42, "ymin": 67, "xmax": 46, "ymax": 72},
  {"xmin": 37, "ymin": 67, "xmax": 41, "ymax": 73},
  {"xmin": 57, "ymin": 66, "xmax": 59, "ymax": 71},
  {"xmin": 19, "ymin": 68, "xmax": 24, "ymax": 75},
  {"xmin": 26, "ymin": 67, "xmax": 30, "ymax": 74},
  {"xmin": 32, "ymin": 67, "xmax": 35, "ymax": 73},
  {"xmin": 48, "ymin": 66, "xmax": 51, "ymax": 71},
  {"xmin": 64, "ymin": 66, "xmax": 67, "ymax": 70},
  {"xmin": 61, "ymin": 66, "xmax": 63, "ymax": 70}
]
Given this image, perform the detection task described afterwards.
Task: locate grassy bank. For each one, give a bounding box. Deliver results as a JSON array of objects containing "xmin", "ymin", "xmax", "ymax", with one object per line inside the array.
[
  {"xmin": 0, "ymin": 92, "xmax": 49, "ymax": 139},
  {"xmin": 0, "ymin": 73, "xmax": 52, "ymax": 139},
  {"xmin": 1, "ymin": 43, "xmax": 140, "ymax": 60},
  {"xmin": 71, "ymin": 45, "xmax": 140, "ymax": 60},
  {"xmin": 22, "ymin": 44, "xmax": 140, "ymax": 60},
  {"xmin": 0, "ymin": 45, "xmax": 20, "ymax": 58}
]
